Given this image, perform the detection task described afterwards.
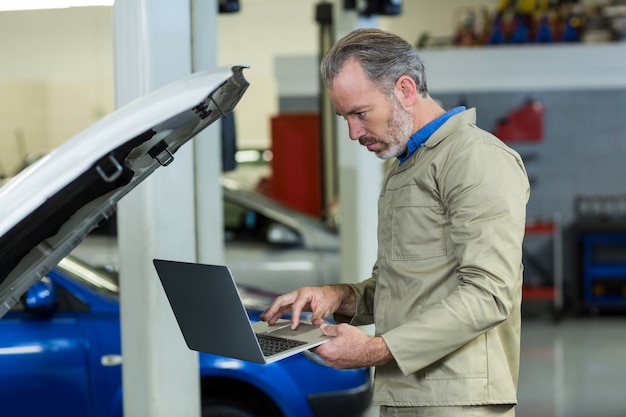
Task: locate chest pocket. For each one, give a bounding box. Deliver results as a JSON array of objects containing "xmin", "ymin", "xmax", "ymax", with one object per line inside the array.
[{"xmin": 391, "ymin": 204, "xmax": 447, "ymax": 260}]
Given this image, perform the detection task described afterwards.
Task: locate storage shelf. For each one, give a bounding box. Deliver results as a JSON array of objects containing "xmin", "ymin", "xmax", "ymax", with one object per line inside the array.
[
  {"xmin": 585, "ymin": 265, "xmax": 626, "ymax": 277},
  {"xmin": 420, "ymin": 42, "xmax": 626, "ymax": 93},
  {"xmin": 585, "ymin": 296, "xmax": 626, "ymax": 306},
  {"xmin": 526, "ymin": 221, "xmax": 557, "ymax": 234},
  {"xmin": 522, "ymin": 215, "xmax": 563, "ymax": 318},
  {"xmin": 522, "ymin": 286, "xmax": 555, "ymax": 300},
  {"xmin": 581, "ymin": 232, "xmax": 626, "ymax": 310}
]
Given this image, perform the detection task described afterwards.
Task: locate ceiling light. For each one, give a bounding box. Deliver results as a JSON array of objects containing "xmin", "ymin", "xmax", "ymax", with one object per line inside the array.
[{"xmin": 0, "ymin": 0, "xmax": 113, "ymax": 12}]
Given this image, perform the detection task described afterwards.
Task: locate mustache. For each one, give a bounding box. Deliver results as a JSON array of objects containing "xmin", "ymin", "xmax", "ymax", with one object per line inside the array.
[{"xmin": 358, "ymin": 136, "xmax": 377, "ymax": 146}]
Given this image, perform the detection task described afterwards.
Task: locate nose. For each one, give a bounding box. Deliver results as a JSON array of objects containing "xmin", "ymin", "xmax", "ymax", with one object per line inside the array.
[{"xmin": 346, "ymin": 119, "xmax": 366, "ymax": 141}]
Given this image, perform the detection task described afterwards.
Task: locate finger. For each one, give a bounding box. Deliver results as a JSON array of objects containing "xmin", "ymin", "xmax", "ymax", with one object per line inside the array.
[
  {"xmin": 290, "ymin": 299, "xmax": 305, "ymax": 330},
  {"xmin": 311, "ymin": 316, "xmax": 326, "ymax": 326},
  {"xmin": 260, "ymin": 308, "xmax": 278, "ymax": 323},
  {"xmin": 263, "ymin": 307, "xmax": 285, "ymax": 324},
  {"xmin": 261, "ymin": 293, "xmax": 297, "ymax": 323},
  {"xmin": 319, "ymin": 323, "xmax": 339, "ymax": 337},
  {"xmin": 290, "ymin": 290, "xmax": 314, "ymax": 329}
]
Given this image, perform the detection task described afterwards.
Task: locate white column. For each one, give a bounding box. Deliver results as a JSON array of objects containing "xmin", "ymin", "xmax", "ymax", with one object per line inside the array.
[
  {"xmin": 336, "ymin": 123, "xmax": 383, "ymax": 283},
  {"xmin": 114, "ymin": 0, "xmax": 203, "ymax": 416},
  {"xmin": 334, "ymin": 4, "xmax": 382, "ymax": 284},
  {"xmin": 190, "ymin": 0, "xmax": 224, "ymax": 265}
]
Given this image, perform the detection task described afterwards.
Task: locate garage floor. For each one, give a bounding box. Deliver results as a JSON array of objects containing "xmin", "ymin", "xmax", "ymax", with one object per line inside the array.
[{"xmin": 363, "ymin": 316, "xmax": 626, "ymax": 417}]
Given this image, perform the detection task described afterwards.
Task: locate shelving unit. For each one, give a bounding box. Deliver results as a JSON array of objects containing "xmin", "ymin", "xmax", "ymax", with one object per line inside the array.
[
  {"xmin": 420, "ymin": 42, "xmax": 626, "ymax": 94},
  {"xmin": 523, "ymin": 215, "xmax": 563, "ymax": 318},
  {"xmin": 580, "ymin": 231, "xmax": 626, "ymax": 311}
]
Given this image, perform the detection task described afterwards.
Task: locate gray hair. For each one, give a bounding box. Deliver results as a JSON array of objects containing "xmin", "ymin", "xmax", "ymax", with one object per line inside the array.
[{"xmin": 320, "ymin": 28, "xmax": 428, "ymax": 99}]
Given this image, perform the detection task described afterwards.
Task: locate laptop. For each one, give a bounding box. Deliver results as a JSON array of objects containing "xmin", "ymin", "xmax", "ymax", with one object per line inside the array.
[{"xmin": 153, "ymin": 259, "xmax": 331, "ymax": 364}]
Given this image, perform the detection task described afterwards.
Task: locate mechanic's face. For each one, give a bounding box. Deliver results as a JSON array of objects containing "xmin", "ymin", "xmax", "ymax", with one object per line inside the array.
[{"xmin": 329, "ymin": 58, "xmax": 414, "ymax": 160}]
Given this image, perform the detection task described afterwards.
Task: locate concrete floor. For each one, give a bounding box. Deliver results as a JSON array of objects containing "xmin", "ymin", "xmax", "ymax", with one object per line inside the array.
[{"xmin": 363, "ymin": 316, "xmax": 626, "ymax": 417}]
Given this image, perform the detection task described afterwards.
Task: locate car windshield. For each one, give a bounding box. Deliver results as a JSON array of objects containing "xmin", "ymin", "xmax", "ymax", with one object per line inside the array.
[{"xmin": 57, "ymin": 256, "xmax": 119, "ymax": 297}]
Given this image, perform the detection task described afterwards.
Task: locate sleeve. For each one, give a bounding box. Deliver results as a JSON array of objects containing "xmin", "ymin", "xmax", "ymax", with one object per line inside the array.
[
  {"xmin": 382, "ymin": 134, "xmax": 530, "ymax": 376},
  {"xmin": 334, "ymin": 264, "xmax": 378, "ymax": 326}
]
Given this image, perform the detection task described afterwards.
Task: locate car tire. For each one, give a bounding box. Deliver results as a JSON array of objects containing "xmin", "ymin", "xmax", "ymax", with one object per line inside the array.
[
  {"xmin": 200, "ymin": 378, "xmax": 283, "ymax": 417},
  {"xmin": 201, "ymin": 402, "xmax": 257, "ymax": 417}
]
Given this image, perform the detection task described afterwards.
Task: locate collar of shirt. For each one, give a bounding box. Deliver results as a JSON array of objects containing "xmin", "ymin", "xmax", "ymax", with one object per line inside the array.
[{"xmin": 397, "ymin": 106, "xmax": 466, "ymax": 164}]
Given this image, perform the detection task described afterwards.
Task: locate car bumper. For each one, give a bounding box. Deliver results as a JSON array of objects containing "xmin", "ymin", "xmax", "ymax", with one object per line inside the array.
[{"xmin": 307, "ymin": 379, "xmax": 373, "ymax": 417}]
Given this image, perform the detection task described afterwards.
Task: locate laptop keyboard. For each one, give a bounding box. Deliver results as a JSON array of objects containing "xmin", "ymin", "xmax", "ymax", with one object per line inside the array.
[{"xmin": 257, "ymin": 334, "xmax": 307, "ymax": 356}]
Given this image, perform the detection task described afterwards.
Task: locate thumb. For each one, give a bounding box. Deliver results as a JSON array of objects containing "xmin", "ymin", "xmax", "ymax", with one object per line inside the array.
[{"xmin": 319, "ymin": 323, "xmax": 339, "ymax": 337}]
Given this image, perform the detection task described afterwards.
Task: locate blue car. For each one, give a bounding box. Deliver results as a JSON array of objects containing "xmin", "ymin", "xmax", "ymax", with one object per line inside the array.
[{"xmin": 0, "ymin": 256, "xmax": 371, "ymax": 417}]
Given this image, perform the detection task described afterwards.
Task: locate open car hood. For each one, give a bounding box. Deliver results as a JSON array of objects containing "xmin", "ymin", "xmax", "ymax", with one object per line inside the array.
[{"xmin": 0, "ymin": 65, "xmax": 249, "ymax": 317}]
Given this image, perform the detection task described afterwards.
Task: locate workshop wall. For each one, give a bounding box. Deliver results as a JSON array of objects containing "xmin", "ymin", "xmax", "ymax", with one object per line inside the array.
[
  {"xmin": 0, "ymin": 6, "xmax": 114, "ymax": 178},
  {"xmin": 435, "ymin": 90, "xmax": 626, "ymax": 223},
  {"xmin": 0, "ymin": 0, "xmax": 501, "ymax": 176},
  {"xmin": 435, "ymin": 89, "xmax": 626, "ymax": 309}
]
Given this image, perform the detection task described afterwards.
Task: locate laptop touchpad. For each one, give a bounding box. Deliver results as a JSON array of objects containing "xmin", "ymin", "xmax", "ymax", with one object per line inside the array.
[{"xmin": 266, "ymin": 323, "xmax": 321, "ymax": 338}]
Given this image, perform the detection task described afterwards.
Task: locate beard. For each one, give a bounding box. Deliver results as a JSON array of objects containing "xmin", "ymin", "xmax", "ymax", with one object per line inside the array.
[{"xmin": 359, "ymin": 96, "xmax": 414, "ymax": 160}]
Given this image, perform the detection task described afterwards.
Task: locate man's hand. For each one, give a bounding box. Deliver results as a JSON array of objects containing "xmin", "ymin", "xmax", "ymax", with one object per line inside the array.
[
  {"xmin": 260, "ymin": 284, "xmax": 355, "ymax": 330},
  {"xmin": 314, "ymin": 323, "xmax": 393, "ymax": 369}
]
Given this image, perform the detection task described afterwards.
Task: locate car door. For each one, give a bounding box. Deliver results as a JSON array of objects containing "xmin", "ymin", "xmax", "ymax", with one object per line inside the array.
[
  {"xmin": 223, "ymin": 197, "xmax": 324, "ymax": 293},
  {"xmin": 0, "ymin": 276, "xmax": 92, "ymax": 417}
]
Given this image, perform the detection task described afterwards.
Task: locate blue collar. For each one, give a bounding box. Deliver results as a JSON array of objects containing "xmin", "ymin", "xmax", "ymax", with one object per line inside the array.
[{"xmin": 397, "ymin": 106, "xmax": 466, "ymax": 164}]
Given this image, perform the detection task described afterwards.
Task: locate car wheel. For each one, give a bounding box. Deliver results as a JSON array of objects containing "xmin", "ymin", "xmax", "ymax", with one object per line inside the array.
[
  {"xmin": 201, "ymin": 378, "xmax": 283, "ymax": 417},
  {"xmin": 201, "ymin": 401, "xmax": 256, "ymax": 417}
]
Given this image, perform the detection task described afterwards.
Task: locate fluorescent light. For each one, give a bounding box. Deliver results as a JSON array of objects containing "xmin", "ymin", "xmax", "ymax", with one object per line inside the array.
[{"xmin": 0, "ymin": 0, "xmax": 114, "ymax": 11}]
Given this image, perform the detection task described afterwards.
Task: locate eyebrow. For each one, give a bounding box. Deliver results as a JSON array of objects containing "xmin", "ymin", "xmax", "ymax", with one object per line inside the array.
[{"xmin": 335, "ymin": 106, "xmax": 365, "ymax": 117}]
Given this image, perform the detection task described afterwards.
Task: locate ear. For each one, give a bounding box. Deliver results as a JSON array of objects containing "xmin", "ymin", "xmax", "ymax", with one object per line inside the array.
[{"xmin": 395, "ymin": 75, "xmax": 417, "ymax": 106}]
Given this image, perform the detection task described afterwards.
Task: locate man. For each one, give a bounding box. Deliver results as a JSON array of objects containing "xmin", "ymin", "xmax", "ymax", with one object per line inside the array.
[{"xmin": 261, "ymin": 28, "xmax": 530, "ymax": 416}]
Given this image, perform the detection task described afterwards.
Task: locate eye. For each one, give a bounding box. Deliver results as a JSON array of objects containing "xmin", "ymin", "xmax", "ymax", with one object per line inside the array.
[{"xmin": 356, "ymin": 111, "xmax": 366, "ymax": 119}]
